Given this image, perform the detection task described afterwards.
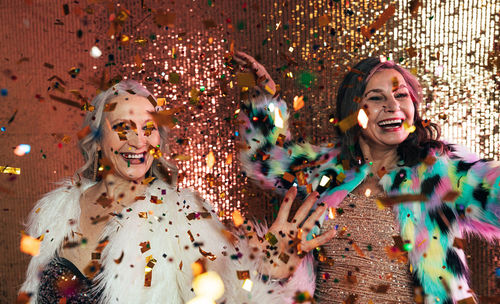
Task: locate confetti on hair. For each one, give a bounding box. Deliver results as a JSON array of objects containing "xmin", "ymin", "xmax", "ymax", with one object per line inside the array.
[
  {"xmin": 264, "ymin": 232, "xmax": 278, "ymax": 246},
  {"xmin": 236, "ymin": 72, "xmax": 256, "ymax": 88}
]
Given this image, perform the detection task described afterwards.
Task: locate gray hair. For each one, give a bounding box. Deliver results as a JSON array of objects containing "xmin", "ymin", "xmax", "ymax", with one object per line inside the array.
[{"xmin": 75, "ymin": 79, "xmax": 178, "ymax": 185}]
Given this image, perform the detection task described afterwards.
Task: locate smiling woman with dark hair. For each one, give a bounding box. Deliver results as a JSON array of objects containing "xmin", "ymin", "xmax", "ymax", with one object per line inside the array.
[
  {"xmin": 235, "ymin": 52, "xmax": 500, "ymax": 304},
  {"xmin": 18, "ymin": 79, "xmax": 330, "ymax": 303}
]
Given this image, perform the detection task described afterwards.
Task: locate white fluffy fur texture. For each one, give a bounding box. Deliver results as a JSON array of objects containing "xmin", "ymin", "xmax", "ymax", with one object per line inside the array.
[{"xmin": 20, "ymin": 179, "xmax": 310, "ymax": 303}]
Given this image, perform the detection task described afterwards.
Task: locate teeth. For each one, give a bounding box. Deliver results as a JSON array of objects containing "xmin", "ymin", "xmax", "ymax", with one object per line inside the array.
[
  {"xmin": 378, "ymin": 119, "xmax": 403, "ymax": 126},
  {"xmin": 122, "ymin": 153, "xmax": 145, "ymax": 159}
]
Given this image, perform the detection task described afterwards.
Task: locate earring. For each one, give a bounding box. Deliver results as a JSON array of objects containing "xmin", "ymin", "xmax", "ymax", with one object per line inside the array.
[{"xmin": 93, "ymin": 150, "xmax": 101, "ymax": 181}]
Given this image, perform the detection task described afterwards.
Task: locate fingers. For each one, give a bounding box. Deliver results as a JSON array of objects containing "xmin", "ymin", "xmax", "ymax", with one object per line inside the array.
[
  {"xmin": 301, "ymin": 203, "xmax": 327, "ymax": 233},
  {"xmin": 301, "ymin": 228, "xmax": 336, "ymax": 252},
  {"xmin": 274, "ymin": 187, "xmax": 297, "ymax": 224},
  {"xmin": 292, "ymin": 191, "xmax": 319, "ymax": 225}
]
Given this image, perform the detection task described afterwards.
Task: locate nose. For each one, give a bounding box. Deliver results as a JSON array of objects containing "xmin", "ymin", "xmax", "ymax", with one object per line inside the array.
[
  {"xmin": 127, "ymin": 130, "xmax": 147, "ymax": 148},
  {"xmin": 384, "ymin": 95, "xmax": 400, "ymax": 112}
]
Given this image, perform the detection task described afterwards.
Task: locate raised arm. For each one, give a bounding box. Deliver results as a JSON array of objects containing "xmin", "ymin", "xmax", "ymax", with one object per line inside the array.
[{"xmin": 235, "ymin": 52, "xmax": 368, "ymax": 207}]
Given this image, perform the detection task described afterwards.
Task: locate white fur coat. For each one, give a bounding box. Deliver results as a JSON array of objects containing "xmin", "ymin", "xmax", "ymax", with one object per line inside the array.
[{"xmin": 20, "ymin": 178, "xmax": 313, "ymax": 303}]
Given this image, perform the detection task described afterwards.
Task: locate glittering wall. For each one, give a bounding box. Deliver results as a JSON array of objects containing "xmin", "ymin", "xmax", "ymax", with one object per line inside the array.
[{"xmin": 0, "ymin": 0, "xmax": 498, "ymax": 302}]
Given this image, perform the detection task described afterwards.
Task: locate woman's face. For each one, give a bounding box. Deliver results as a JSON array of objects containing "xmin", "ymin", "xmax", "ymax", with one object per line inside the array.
[
  {"xmin": 359, "ymin": 69, "xmax": 415, "ymax": 149},
  {"xmin": 99, "ymin": 93, "xmax": 160, "ymax": 182}
]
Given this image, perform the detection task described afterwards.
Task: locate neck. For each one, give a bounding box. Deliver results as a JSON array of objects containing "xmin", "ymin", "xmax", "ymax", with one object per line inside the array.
[
  {"xmin": 89, "ymin": 174, "xmax": 147, "ymax": 208},
  {"xmin": 358, "ymin": 137, "xmax": 399, "ymax": 178}
]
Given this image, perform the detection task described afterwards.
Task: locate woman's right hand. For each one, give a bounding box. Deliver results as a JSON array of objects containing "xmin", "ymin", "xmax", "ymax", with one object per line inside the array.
[{"xmin": 233, "ymin": 51, "xmax": 277, "ymax": 96}]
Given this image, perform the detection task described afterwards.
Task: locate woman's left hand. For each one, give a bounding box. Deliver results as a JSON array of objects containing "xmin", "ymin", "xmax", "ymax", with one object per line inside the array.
[{"xmin": 248, "ymin": 187, "xmax": 336, "ymax": 279}]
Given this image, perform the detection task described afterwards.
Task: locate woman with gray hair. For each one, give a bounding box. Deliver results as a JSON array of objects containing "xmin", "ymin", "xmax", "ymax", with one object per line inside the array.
[{"xmin": 19, "ymin": 79, "xmax": 334, "ymax": 303}]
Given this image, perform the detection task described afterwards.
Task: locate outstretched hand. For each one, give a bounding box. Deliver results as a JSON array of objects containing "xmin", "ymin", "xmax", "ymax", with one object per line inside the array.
[
  {"xmin": 232, "ymin": 51, "xmax": 277, "ymax": 96},
  {"xmin": 250, "ymin": 187, "xmax": 336, "ymax": 279}
]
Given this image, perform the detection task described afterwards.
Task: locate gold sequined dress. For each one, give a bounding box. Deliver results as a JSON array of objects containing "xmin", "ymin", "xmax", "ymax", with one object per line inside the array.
[{"xmin": 315, "ymin": 192, "xmax": 414, "ymax": 303}]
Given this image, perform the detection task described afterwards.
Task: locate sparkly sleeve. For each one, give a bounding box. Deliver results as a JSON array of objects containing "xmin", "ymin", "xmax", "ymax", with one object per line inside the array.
[{"xmin": 239, "ymin": 94, "xmax": 368, "ymax": 208}]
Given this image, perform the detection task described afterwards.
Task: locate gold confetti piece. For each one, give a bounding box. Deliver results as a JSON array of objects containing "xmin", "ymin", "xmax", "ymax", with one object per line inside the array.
[
  {"xmin": 140, "ymin": 241, "xmax": 151, "ymax": 253},
  {"xmin": 318, "ymin": 14, "xmax": 331, "ymax": 26},
  {"xmin": 370, "ymin": 284, "xmax": 390, "ymax": 293},
  {"xmin": 153, "ymin": 11, "xmax": 176, "ymax": 26},
  {"xmin": 296, "ymin": 171, "xmax": 306, "ymax": 186},
  {"xmin": 293, "ymin": 95, "xmax": 304, "ymax": 111},
  {"xmin": 150, "ymin": 109, "xmax": 180, "ymax": 128},
  {"xmin": 276, "ymin": 134, "xmax": 286, "ymax": 147},
  {"xmin": 361, "ymin": 4, "xmax": 396, "ymax": 39},
  {"xmin": 96, "ymin": 193, "xmax": 113, "ymax": 208},
  {"xmin": 172, "ymin": 154, "xmax": 192, "ymax": 161},
  {"xmin": 199, "ymin": 247, "xmax": 217, "ymax": 261},
  {"xmin": 16, "ymin": 292, "xmax": 31, "ymax": 304},
  {"xmin": 114, "ymin": 251, "xmax": 124, "ymax": 264},
  {"xmin": 278, "ymin": 252, "xmax": 290, "ymax": 264},
  {"xmin": 157, "ymin": 97, "xmax": 166, "ymax": 106},
  {"xmin": 191, "ymin": 259, "xmax": 206, "ymax": 277},
  {"xmin": 206, "ymin": 150, "xmax": 215, "ymax": 170},
  {"xmin": 134, "ymin": 37, "xmax": 148, "ymax": 45},
  {"xmin": 241, "ymin": 279, "xmax": 253, "ymax": 292},
  {"xmin": 83, "ymin": 260, "xmax": 101, "ymax": 279},
  {"xmin": 264, "ymin": 232, "xmax": 278, "ymax": 246},
  {"xmin": 457, "ymin": 297, "xmax": 477, "ymax": 304},
  {"xmin": 377, "ymin": 167, "xmax": 387, "ymax": 178},
  {"xmin": 91, "ymin": 252, "xmax": 101, "ymax": 260},
  {"xmin": 338, "ymin": 110, "xmax": 359, "ymax": 132},
  {"xmin": 453, "ymin": 237, "xmax": 465, "ymax": 249},
  {"xmin": 150, "ymin": 196, "xmax": 162, "ymax": 204},
  {"xmin": 20, "ymin": 233, "xmax": 40, "ymax": 256},
  {"xmin": 282, "ymin": 172, "xmax": 295, "ymax": 183},
  {"xmin": 225, "ymin": 153, "xmax": 233, "ymax": 165},
  {"xmin": 237, "ymin": 270, "xmax": 250, "ymax": 280},
  {"xmin": 336, "ymin": 172, "xmax": 346, "ymax": 183},
  {"xmin": 232, "ymin": 210, "xmax": 244, "ymax": 227},
  {"xmin": 352, "ymin": 242, "xmax": 365, "ymax": 257},
  {"xmin": 423, "ymin": 155, "xmax": 437, "ymax": 165},
  {"xmin": 377, "ymin": 194, "xmax": 428, "ymax": 207},
  {"xmin": 147, "ymin": 95, "xmax": 157, "ymax": 107},
  {"xmin": 403, "ymin": 121, "xmax": 416, "ymax": 133},
  {"xmin": 236, "ymin": 72, "xmax": 256, "ymax": 88},
  {"xmin": 442, "ymin": 190, "xmax": 460, "ymax": 202},
  {"xmin": 77, "ymin": 126, "xmax": 91, "ymax": 140},
  {"xmin": 144, "ymin": 255, "xmax": 157, "ymax": 287},
  {"xmin": 264, "ymin": 84, "xmax": 276, "ymax": 95},
  {"xmin": 103, "ymin": 102, "xmax": 117, "ymax": 112},
  {"xmin": 187, "ymin": 230, "xmax": 195, "ymax": 242},
  {"xmin": 142, "ymin": 176, "xmax": 156, "ymax": 185},
  {"xmin": 138, "ymin": 212, "xmax": 148, "ymax": 218},
  {"xmin": 357, "ymin": 108, "xmax": 369, "ymax": 129},
  {"xmin": 0, "ymin": 166, "xmax": 20, "ymax": 175}
]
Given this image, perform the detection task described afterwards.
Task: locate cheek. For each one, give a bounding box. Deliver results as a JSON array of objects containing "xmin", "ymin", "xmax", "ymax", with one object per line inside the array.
[{"xmin": 101, "ymin": 131, "xmax": 123, "ymax": 153}]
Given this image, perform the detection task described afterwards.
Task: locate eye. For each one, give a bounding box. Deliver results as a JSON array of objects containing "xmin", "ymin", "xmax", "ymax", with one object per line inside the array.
[
  {"xmin": 395, "ymin": 93, "xmax": 409, "ymax": 98},
  {"xmin": 112, "ymin": 122, "xmax": 129, "ymax": 131},
  {"xmin": 368, "ymin": 95, "xmax": 382, "ymax": 101}
]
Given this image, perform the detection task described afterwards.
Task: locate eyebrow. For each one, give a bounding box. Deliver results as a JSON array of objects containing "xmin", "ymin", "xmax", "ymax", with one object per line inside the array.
[
  {"xmin": 110, "ymin": 118, "xmax": 155, "ymax": 125},
  {"xmin": 364, "ymin": 84, "xmax": 408, "ymax": 97}
]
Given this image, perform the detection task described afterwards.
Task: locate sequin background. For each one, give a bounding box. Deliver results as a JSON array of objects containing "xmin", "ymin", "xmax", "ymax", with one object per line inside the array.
[{"xmin": 0, "ymin": 0, "xmax": 498, "ymax": 302}]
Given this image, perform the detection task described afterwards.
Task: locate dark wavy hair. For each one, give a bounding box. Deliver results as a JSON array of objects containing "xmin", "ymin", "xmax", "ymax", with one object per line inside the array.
[{"xmin": 335, "ymin": 57, "xmax": 447, "ymax": 167}]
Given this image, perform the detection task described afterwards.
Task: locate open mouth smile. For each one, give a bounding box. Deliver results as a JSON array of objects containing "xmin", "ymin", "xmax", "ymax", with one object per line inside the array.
[
  {"xmin": 377, "ymin": 118, "xmax": 404, "ymax": 131},
  {"xmin": 120, "ymin": 152, "xmax": 146, "ymax": 164}
]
